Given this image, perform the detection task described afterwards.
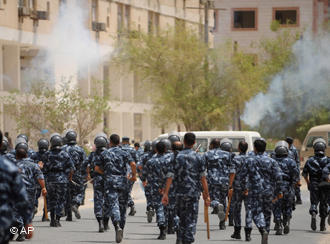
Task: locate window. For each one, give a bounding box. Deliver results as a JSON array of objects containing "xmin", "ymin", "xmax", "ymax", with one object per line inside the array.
[
  {"xmin": 117, "ymin": 3, "xmax": 130, "ymax": 35},
  {"xmin": 215, "ymin": 137, "xmax": 246, "ymax": 152},
  {"xmin": 273, "ymin": 8, "xmax": 299, "ymax": 26},
  {"xmin": 148, "ymin": 11, "xmax": 159, "ymax": 35},
  {"xmin": 91, "ymin": 0, "xmax": 97, "ymax": 22},
  {"xmin": 233, "ymin": 9, "xmax": 257, "ymax": 30},
  {"xmin": 193, "ymin": 138, "xmax": 208, "ymax": 153},
  {"xmin": 306, "ymin": 136, "xmax": 324, "ymax": 147}
]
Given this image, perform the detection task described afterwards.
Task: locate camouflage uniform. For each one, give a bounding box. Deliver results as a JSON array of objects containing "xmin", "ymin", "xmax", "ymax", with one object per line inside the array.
[
  {"xmin": 288, "ymin": 145, "xmax": 301, "ymax": 203},
  {"xmin": 121, "ymin": 144, "xmax": 137, "ymax": 209},
  {"xmin": 85, "ymin": 150, "xmax": 109, "ymax": 218},
  {"xmin": 44, "ymin": 149, "xmax": 75, "ymax": 218},
  {"xmin": 302, "ymin": 155, "xmax": 328, "ymax": 218},
  {"xmin": 31, "ymin": 151, "xmax": 48, "ymax": 208},
  {"xmin": 0, "ymin": 156, "xmax": 31, "ymax": 244},
  {"xmin": 14, "ymin": 158, "xmax": 44, "ymax": 225},
  {"xmin": 322, "ymin": 160, "xmax": 330, "ymax": 217},
  {"xmin": 241, "ymin": 154, "xmax": 283, "ymax": 233},
  {"xmin": 138, "ymin": 151, "xmax": 155, "ymax": 211},
  {"xmin": 98, "ymin": 146, "xmax": 132, "ymax": 229},
  {"xmin": 141, "ymin": 153, "xmax": 174, "ymax": 228},
  {"xmin": 231, "ymin": 153, "xmax": 252, "ymax": 229},
  {"xmin": 63, "ymin": 144, "xmax": 86, "ymax": 213},
  {"xmin": 204, "ymin": 148, "xmax": 234, "ymax": 212},
  {"xmin": 174, "ymin": 148, "xmax": 206, "ymax": 243},
  {"xmin": 272, "ymin": 156, "xmax": 299, "ymax": 225}
]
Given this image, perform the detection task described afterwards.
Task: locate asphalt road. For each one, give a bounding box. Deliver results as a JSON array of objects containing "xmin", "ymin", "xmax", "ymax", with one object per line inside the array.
[{"xmin": 22, "ymin": 182, "xmax": 329, "ymax": 244}]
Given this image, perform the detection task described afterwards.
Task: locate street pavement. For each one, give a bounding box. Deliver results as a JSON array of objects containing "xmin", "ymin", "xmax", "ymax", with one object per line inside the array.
[{"xmin": 23, "ymin": 182, "xmax": 329, "ymax": 244}]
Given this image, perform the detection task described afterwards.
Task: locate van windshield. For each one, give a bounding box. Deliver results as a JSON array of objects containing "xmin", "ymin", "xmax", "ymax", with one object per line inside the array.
[
  {"xmin": 212, "ymin": 137, "xmax": 246, "ymax": 152},
  {"xmin": 306, "ymin": 136, "xmax": 324, "ymax": 147}
]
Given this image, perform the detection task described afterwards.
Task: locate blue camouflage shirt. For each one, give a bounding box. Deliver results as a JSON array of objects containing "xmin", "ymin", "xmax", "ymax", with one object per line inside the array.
[
  {"xmin": 43, "ymin": 149, "xmax": 75, "ymax": 184},
  {"xmin": 288, "ymin": 145, "xmax": 300, "ymax": 166},
  {"xmin": 16, "ymin": 158, "xmax": 44, "ymax": 192},
  {"xmin": 63, "ymin": 144, "xmax": 86, "ymax": 181},
  {"xmin": 231, "ymin": 153, "xmax": 249, "ymax": 191},
  {"xmin": 204, "ymin": 148, "xmax": 235, "ymax": 187},
  {"xmin": 84, "ymin": 150, "xmax": 105, "ymax": 183},
  {"xmin": 273, "ymin": 156, "xmax": 299, "ymax": 185},
  {"xmin": 174, "ymin": 148, "xmax": 206, "ymax": 198},
  {"xmin": 31, "ymin": 151, "xmax": 48, "ymax": 175},
  {"xmin": 0, "ymin": 156, "xmax": 31, "ymax": 230},
  {"xmin": 302, "ymin": 155, "xmax": 328, "ymax": 183}
]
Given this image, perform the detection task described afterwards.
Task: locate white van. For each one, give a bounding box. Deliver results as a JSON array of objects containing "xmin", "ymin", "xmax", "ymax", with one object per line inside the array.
[
  {"xmin": 156, "ymin": 131, "xmax": 261, "ymax": 153},
  {"xmin": 301, "ymin": 124, "xmax": 330, "ymax": 164}
]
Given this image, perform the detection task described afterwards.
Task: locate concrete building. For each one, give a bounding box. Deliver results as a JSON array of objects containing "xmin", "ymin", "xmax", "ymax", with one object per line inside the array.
[
  {"xmin": 214, "ymin": 0, "xmax": 329, "ymax": 52},
  {"xmin": 0, "ymin": 0, "xmax": 214, "ymax": 143}
]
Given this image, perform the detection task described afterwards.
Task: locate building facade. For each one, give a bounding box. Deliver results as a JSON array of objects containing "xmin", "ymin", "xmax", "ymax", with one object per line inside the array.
[
  {"xmin": 0, "ymin": 0, "xmax": 214, "ymax": 143},
  {"xmin": 214, "ymin": 0, "xmax": 329, "ymax": 52}
]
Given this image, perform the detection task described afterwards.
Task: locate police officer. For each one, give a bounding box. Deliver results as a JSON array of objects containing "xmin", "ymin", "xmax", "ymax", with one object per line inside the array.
[
  {"xmin": 31, "ymin": 138, "xmax": 50, "ymax": 221},
  {"xmin": 286, "ymin": 137, "xmax": 302, "ymax": 205},
  {"xmin": 302, "ymin": 138, "xmax": 328, "ymax": 231},
  {"xmin": 141, "ymin": 141, "xmax": 174, "ymax": 240},
  {"xmin": 16, "ymin": 134, "xmax": 35, "ymax": 158},
  {"xmin": 134, "ymin": 142, "xmax": 144, "ymax": 162},
  {"xmin": 272, "ymin": 141, "xmax": 300, "ymax": 235},
  {"xmin": 85, "ymin": 133, "xmax": 110, "ymax": 232},
  {"xmin": 62, "ymin": 129, "xmax": 86, "ymax": 221},
  {"xmin": 121, "ymin": 137, "xmax": 137, "ymax": 216},
  {"xmin": 44, "ymin": 133, "xmax": 75, "ymax": 227},
  {"xmin": 95, "ymin": 134, "xmax": 137, "ymax": 243},
  {"xmin": 231, "ymin": 141, "xmax": 253, "ymax": 241},
  {"xmin": 138, "ymin": 140, "xmax": 155, "ymax": 223},
  {"xmin": 162, "ymin": 132, "xmax": 211, "ymax": 244},
  {"xmin": 14, "ymin": 138, "xmax": 47, "ymax": 241},
  {"xmin": 0, "ymin": 136, "xmax": 9, "ymax": 155},
  {"xmin": 240, "ymin": 138, "xmax": 283, "ymax": 244},
  {"xmin": 321, "ymin": 158, "xmax": 330, "ymax": 226},
  {"xmin": 0, "ymin": 130, "xmax": 33, "ymax": 244}
]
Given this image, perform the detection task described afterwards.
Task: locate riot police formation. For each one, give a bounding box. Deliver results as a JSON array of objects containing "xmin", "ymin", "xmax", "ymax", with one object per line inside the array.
[{"xmin": 1, "ymin": 130, "xmax": 329, "ymax": 244}]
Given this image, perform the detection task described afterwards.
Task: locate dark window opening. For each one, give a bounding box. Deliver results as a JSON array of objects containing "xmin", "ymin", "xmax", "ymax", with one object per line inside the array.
[
  {"xmin": 233, "ymin": 10, "xmax": 256, "ymax": 29},
  {"xmin": 275, "ymin": 10, "xmax": 297, "ymax": 25}
]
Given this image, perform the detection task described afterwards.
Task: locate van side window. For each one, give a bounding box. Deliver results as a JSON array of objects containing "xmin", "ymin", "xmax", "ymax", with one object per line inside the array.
[
  {"xmin": 194, "ymin": 138, "xmax": 208, "ymax": 153},
  {"xmin": 306, "ymin": 136, "xmax": 324, "ymax": 147}
]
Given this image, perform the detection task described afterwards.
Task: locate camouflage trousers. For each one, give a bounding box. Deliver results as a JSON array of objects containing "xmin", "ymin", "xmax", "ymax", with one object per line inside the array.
[
  {"xmin": 176, "ymin": 196, "xmax": 199, "ymax": 243},
  {"xmin": 14, "ymin": 189, "xmax": 35, "ymax": 226},
  {"xmin": 93, "ymin": 179, "xmax": 108, "ymax": 218},
  {"xmin": 210, "ymin": 185, "xmax": 227, "ymax": 211},
  {"xmin": 309, "ymin": 182, "xmax": 328, "ymax": 218},
  {"xmin": 128, "ymin": 181, "xmax": 135, "ymax": 207},
  {"xmin": 47, "ymin": 182, "xmax": 67, "ymax": 217},
  {"xmin": 144, "ymin": 184, "xmax": 153, "ymax": 211},
  {"xmin": 166, "ymin": 192, "xmax": 179, "ymax": 230},
  {"xmin": 105, "ymin": 186, "xmax": 129, "ymax": 229},
  {"xmin": 249, "ymin": 193, "xmax": 266, "ymax": 230},
  {"xmin": 273, "ymin": 185, "xmax": 295, "ymax": 222},
  {"xmin": 0, "ymin": 227, "xmax": 11, "ymax": 244},
  {"xmin": 232, "ymin": 189, "xmax": 252, "ymax": 228},
  {"xmin": 151, "ymin": 189, "xmax": 166, "ymax": 227}
]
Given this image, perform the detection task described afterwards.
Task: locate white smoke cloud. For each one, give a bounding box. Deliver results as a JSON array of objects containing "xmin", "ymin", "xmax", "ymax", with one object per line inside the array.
[
  {"xmin": 22, "ymin": 0, "xmax": 112, "ymax": 89},
  {"xmin": 241, "ymin": 31, "xmax": 330, "ymax": 129}
]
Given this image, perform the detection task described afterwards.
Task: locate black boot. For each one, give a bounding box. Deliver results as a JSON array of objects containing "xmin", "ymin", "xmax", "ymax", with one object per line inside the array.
[
  {"xmin": 219, "ymin": 220, "xmax": 226, "ymax": 230},
  {"xmin": 258, "ymin": 228, "xmax": 268, "ymax": 244},
  {"xmin": 16, "ymin": 227, "xmax": 26, "ymax": 242},
  {"xmin": 56, "ymin": 215, "xmax": 62, "ymax": 227},
  {"xmin": 97, "ymin": 217, "xmax": 104, "ymax": 233},
  {"xmin": 146, "ymin": 208, "xmax": 153, "ymax": 223},
  {"xmin": 275, "ymin": 220, "xmax": 282, "ymax": 235},
  {"xmin": 157, "ymin": 226, "xmax": 166, "ymax": 240},
  {"xmin": 311, "ymin": 212, "xmax": 317, "ymax": 231},
  {"xmin": 128, "ymin": 205, "xmax": 136, "ymax": 216},
  {"xmin": 231, "ymin": 226, "xmax": 241, "ymax": 239},
  {"xmin": 274, "ymin": 222, "xmax": 279, "ymax": 232},
  {"xmin": 211, "ymin": 207, "xmax": 218, "ymax": 215},
  {"xmin": 245, "ymin": 227, "xmax": 252, "ymax": 242},
  {"xmin": 176, "ymin": 240, "xmax": 183, "ymax": 244},
  {"xmin": 103, "ymin": 217, "xmax": 110, "ymax": 231},
  {"xmin": 296, "ymin": 195, "xmax": 302, "ymax": 205},
  {"xmin": 114, "ymin": 223, "xmax": 123, "ymax": 243},
  {"xmin": 72, "ymin": 204, "xmax": 81, "ymax": 219},
  {"xmin": 320, "ymin": 217, "xmax": 326, "ymax": 231},
  {"xmin": 283, "ymin": 218, "xmax": 290, "ymax": 234},
  {"xmin": 66, "ymin": 209, "xmax": 73, "ymax": 221},
  {"xmin": 50, "ymin": 211, "xmax": 56, "ymax": 227}
]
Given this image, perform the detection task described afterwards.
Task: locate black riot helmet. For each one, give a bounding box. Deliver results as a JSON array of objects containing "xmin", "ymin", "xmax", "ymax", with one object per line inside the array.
[
  {"xmin": 274, "ymin": 140, "xmax": 289, "ymax": 158},
  {"xmin": 15, "ymin": 137, "xmax": 29, "ymax": 153},
  {"xmin": 0, "ymin": 137, "xmax": 9, "ymax": 154},
  {"xmin": 50, "ymin": 133, "xmax": 63, "ymax": 150},
  {"xmin": 152, "ymin": 139, "xmax": 160, "ymax": 153},
  {"xmin": 65, "ymin": 129, "xmax": 77, "ymax": 144},
  {"xmin": 220, "ymin": 138, "xmax": 233, "ymax": 152},
  {"xmin": 168, "ymin": 134, "xmax": 180, "ymax": 144},
  {"xmin": 38, "ymin": 138, "xmax": 49, "ymax": 153},
  {"xmin": 254, "ymin": 137, "xmax": 267, "ymax": 153},
  {"xmin": 313, "ymin": 138, "xmax": 326, "ymax": 155},
  {"xmin": 94, "ymin": 133, "xmax": 108, "ymax": 150},
  {"xmin": 144, "ymin": 140, "xmax": 152, "ymax": 152},
  {"xmin": 17, "ymin": 134, "xmax": 28, "ymax": 143},
  {"xmin": 161, "ymin": 138, "xmax": 172, "ymax": 151}
]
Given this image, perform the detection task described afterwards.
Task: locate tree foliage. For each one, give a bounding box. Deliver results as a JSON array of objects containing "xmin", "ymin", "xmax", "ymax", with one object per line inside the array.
[{"xmin": 2, "ymin": 81, "xmax": 109, "ymax": 145}]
